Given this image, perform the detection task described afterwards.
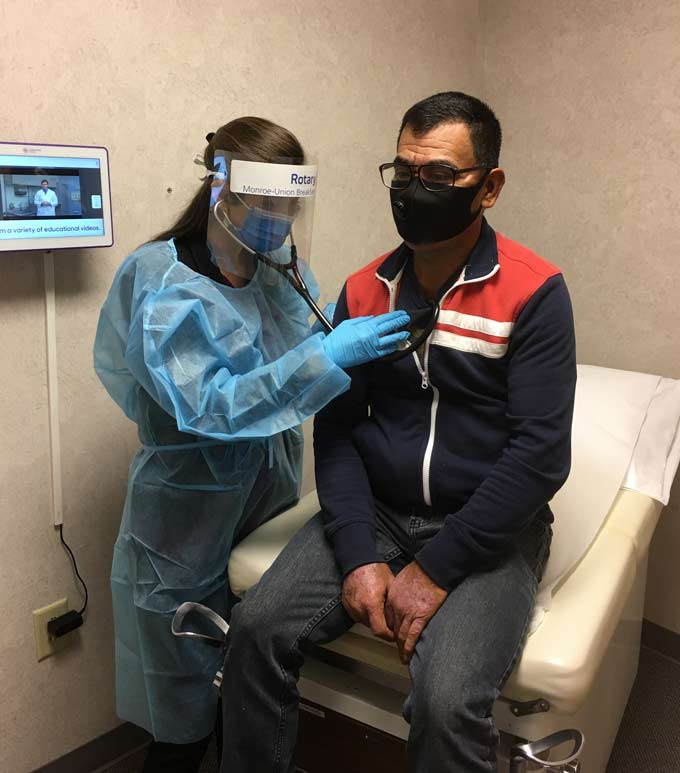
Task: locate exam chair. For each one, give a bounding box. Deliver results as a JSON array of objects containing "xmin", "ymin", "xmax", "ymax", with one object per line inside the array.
[{"xmin": 212, "ymin": 365, "xmax": 680, "ymax": 771}]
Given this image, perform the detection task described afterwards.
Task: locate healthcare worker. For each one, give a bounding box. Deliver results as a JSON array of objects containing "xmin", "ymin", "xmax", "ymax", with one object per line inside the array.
[
  {"xmin": 93, "ymin": 116, "xmax": 409, "ymax": 773},
  {"xmin": 34, "ymin": 179, "xmax": 58, "ymax": 215}
]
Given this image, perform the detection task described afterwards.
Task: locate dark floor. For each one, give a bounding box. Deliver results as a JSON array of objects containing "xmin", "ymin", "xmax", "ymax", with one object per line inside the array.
[
  {"xmin": 101, "ymin": 739, "xmax": 219, "ymax": 773},
  {"xmin": 606, "ymin": 647, "xmax": 680, "ymax": 772},
  {"xmin": 101, "ymin": 646, "xmax": 680, "ymax": 773}
]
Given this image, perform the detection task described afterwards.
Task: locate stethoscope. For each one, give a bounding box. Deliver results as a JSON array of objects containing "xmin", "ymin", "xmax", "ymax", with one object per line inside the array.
[
  {"xmin": 256, "ymin": 235, "xmax": 440, "ymax": 363},
  {"xmin": 214, "ymin": 196, "xmax": 440, "ymax": 363},
  {"xmin": 256, "ymin": 237, "xmax": 335, "ymax": 334}
]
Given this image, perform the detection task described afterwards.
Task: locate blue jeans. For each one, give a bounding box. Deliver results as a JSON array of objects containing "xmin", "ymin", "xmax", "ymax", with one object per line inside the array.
[{"xmin": 220, "ymin": 502, "xmax": 551, "ymax": 773}]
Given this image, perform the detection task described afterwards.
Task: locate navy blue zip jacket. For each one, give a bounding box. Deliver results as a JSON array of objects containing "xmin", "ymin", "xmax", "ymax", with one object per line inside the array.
[{"xmin": 313, "ymin": 220, "xmax": 577, "ymax": 590}]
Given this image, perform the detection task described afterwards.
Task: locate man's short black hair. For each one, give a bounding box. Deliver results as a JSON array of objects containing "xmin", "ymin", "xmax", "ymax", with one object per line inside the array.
[
  {"xmin": 41, "ymin": 179, "xmax": 49, "ymax": 184},
  {"xmin": 399, "ymin": 92, "xmax": 502, "ymax": 168}
]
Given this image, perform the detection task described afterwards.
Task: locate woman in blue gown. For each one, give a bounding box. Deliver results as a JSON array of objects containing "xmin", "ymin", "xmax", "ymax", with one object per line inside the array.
[{"xmin": 93, "ymin": 117, "xmax": 408, "ymax": 772}]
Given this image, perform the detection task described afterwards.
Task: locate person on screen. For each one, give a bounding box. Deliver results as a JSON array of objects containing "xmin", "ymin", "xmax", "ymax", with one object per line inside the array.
[{"xmin": 34, "ymin": 179, "xmax": 58, "ymax": 216}]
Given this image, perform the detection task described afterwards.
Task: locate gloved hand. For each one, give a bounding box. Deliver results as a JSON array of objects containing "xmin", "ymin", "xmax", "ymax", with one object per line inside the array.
[{"xmin": 322, "ymin": 310, "xmax": 410, "ymax": 369}]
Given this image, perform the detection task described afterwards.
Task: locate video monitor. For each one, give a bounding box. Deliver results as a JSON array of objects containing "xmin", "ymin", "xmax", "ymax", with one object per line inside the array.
[{"xmin": 0, "ymin": 141, "xmax": 113, "ymax": 251}]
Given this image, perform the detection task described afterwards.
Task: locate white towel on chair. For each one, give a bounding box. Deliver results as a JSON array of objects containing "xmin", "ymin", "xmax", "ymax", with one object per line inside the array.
[{"xmin": 622, "ymin": 377, "xmax": 680, "ymax": 505}]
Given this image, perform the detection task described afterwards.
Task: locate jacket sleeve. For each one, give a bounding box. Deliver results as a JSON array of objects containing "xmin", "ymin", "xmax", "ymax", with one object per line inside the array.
[
  {"xmin": 416, "ymin": 274, "xmax": 577, "ymax": 590},
  {"xmin": 95, "ymin": 264, "xmax": 351, "ymax": 440},
  {"xmin": 313, "ymin": 285, "xmax": 383, "ymax": 576}
]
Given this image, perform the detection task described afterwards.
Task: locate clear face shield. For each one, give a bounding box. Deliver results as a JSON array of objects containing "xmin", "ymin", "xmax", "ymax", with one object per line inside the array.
[
  {"xmin": 202, "ymin": 150, "xmax": 302, "ymax": 256},
  {"xmin": 210, "ymin": 153, "xmax": 310, "ymax": 260},
  {"xmin": 199, "ymin": 151, "xmax": 331, "ymax": 330}
]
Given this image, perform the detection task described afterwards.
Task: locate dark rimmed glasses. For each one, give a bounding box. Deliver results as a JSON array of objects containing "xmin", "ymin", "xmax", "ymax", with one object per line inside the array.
[{"xmin": 379, "ymin": 162, "xmax": 491, "ymax": 192}]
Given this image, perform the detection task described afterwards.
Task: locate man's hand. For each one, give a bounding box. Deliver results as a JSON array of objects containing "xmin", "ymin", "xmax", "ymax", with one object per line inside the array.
[
  {"xmin": 342, "ymin": 563, "xmax": 395, "ymax": 642},
  {"xmin": 385, "ymin": 561, "xmax": 448, "ymax": 664}
]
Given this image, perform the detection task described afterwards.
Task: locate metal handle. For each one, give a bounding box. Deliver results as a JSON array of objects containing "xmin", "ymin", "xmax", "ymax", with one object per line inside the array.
[
  {"xmin": 510, "ymin": 729, "xmax": 584, "ymax": 772},
  {"xmin": 171, "ymin": 601, "xmax": 229, "ymax": 648}
]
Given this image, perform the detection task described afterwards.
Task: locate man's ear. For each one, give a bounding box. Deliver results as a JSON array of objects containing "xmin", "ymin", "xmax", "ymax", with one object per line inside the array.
[{"xmin": 481, "ymin": 168, "xmax": 505, "ymax": 211}]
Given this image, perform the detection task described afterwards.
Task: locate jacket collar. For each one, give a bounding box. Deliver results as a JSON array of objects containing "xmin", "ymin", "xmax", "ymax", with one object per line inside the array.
[{"xmin": 376, "ymin": 218, "xmax": 499, "ymax": 287}]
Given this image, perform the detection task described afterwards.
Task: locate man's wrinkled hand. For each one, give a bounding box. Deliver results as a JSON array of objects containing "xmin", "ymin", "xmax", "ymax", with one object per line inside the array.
[
  {"xmin": 342, "ymin": 563, "xmax": 395, "ymax": 642},
  {"xmin": 385, "ymin": 561, "xmax": 448, "ymax": 664}
]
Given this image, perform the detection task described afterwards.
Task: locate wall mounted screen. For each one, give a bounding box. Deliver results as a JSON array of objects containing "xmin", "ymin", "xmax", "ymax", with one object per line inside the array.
[{"xmin": 0, "ymin": 141, "xmax": 113, "ymax": 251}]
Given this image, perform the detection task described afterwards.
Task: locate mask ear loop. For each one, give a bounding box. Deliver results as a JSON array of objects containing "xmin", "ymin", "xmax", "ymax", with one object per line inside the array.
[{"xmin": 468, "ymin": 168, "xmax": 493, "ymax": 220}]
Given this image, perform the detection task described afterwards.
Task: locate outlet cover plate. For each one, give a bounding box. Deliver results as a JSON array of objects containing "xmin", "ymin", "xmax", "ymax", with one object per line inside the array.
[{"xmin": 33, "ymin": 597, "xmax": 68, "ymax": 661}]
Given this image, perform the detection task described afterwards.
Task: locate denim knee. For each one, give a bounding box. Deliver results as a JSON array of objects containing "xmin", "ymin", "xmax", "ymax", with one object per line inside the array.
[
  {"xmin": 229, "ymin": 595, "xmax": 273, "ymax": 646},
  {"xmin": 405, "ymin": 669, "xmax": 494, "ymax": 734},
  {"xmin": 228, "ymin": 591, "xmax": 298, "ymax": 658}
]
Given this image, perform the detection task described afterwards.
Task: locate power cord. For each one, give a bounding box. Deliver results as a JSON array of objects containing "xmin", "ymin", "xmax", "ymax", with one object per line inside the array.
[
  {"xmin": 47, "ymin": 524, "xmax": 89, "ymax": 638},
  {"xmin": 58, "ymin": 524, "xmax": 89, "ymax": 615}
]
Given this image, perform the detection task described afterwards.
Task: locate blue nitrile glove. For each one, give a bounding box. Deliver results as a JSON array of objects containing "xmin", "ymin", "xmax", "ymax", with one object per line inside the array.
[
  {"xmin": 311, "ymin": 302, "xmax": 336, "ymax": 334},
  {"xmin": 322, "ymin": 310, "xmax": 410, "ymax": 369}
]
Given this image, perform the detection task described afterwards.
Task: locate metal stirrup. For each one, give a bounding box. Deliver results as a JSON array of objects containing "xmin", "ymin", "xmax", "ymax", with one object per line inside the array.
[
  {"xmin": 171, "ymin": 601, "xmax": 229, "ymax": 647},
  {"xmin": 510, "ymin": 729, "xmax": 585, "ymax": 772}
]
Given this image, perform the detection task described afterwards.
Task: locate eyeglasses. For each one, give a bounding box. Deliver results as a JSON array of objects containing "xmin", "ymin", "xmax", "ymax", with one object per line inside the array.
[{"xmin": 379, "ymin": 162, "xmax": 491, "ymax": 192}]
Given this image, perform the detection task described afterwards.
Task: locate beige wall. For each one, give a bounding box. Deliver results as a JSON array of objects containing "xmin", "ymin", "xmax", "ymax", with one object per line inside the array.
[
  {"xmin": 479, "ymin": 0, "xmax": 680, "ymax": 631},
  {"xmin": 0, "ymin": 1, "xmax": 480, "ymax": 771}
]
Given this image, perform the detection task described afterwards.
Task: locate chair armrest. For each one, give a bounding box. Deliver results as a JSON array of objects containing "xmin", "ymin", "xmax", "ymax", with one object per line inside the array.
[
  {"xmin": 502, "ymin": 528, "xmax": 636, "ymax": 714},
  {"xmin": 604, "ymin": 490, "xmax": 662, "ymax": 558}
]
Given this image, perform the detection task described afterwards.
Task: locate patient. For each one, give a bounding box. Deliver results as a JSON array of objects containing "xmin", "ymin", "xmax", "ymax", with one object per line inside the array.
[{"xmin": 219, "ymin": 91, "xmax": 577, "ymax": 772}]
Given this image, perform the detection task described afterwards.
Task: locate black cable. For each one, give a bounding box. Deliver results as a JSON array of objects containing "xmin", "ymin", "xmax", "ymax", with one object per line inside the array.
[{"xmin": 58, "ymin": 524, "xmax": 89, "ymax": 615}]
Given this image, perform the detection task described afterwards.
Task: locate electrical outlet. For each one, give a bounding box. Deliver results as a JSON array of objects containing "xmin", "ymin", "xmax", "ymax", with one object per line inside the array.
[{"xmin": 33, "ymin": 597, "xmax": 68, "ymax": 661}]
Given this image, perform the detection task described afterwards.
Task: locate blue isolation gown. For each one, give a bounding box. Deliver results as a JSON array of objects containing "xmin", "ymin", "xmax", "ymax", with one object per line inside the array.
[{"xmin": 93, "ymin": 239, "xmax": 349, "ymax": 742}]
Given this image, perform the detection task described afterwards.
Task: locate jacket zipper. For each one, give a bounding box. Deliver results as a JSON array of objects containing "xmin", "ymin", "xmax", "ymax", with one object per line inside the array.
[
  {"xmin": 377, "ymin": 268, "xmax": 437, "ymax": 505},
  {"xmin": 377, "ymin": 260, "xmax": 500, "ymax": 508},
  {"xmin": 376, "ymin": 271, "xmax": 401, "ymax": 313},
  {"xmin": 413, "ymin": 340, "xmax": 439, "ymax": 505},
  {"xmin": 414, "ymin": 271, "xmax": 489, "ymax": 506}
]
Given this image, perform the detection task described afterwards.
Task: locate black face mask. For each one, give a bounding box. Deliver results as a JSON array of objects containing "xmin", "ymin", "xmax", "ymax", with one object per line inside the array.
[{"xmin": 390, "ymin": 173, "xmax": 489, "ymax": 245}]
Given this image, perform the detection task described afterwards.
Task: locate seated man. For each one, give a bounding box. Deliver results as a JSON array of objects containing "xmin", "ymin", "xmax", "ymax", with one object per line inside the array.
[{"xmin": 220, "ymin": 91, "xmax": 576, "ymax": 773}]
